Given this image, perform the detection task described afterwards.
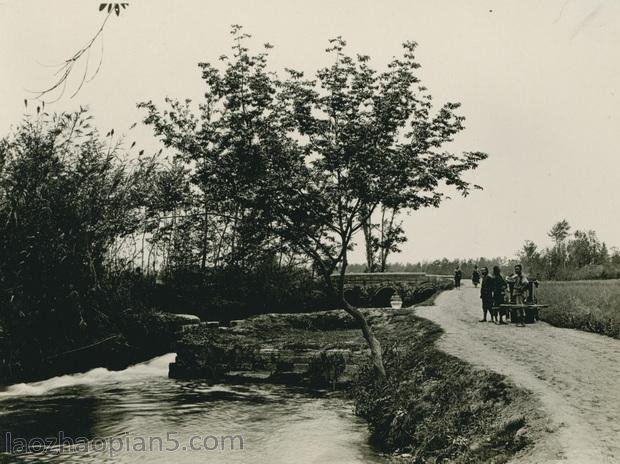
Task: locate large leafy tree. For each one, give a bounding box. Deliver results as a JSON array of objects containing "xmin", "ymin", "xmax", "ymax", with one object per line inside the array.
[
  {"xmin": 141, "ymin": 30, "xmax": 487, "ymax": 379},
  {"xmin": 139, "ymin": 26, "xmax": 295, "ymax": 271},
  {"xmin": 259, "ymin": 37, "xmax": 486, "ymax": 377}
]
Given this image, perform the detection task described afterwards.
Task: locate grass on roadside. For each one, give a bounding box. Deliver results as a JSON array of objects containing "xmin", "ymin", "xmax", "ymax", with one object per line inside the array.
[
  {"xmin": 352, "ymin": 313, "xmax": 543, "ymax": 464},
  {"xmin": 536, "ymin": 280, "xmax": 620, "ymax": 338}
]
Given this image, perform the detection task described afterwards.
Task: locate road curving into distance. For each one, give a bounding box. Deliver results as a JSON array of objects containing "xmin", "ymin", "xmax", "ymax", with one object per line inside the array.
[{"xmin": 416, "ymin": 281, "xmax": 620, "ymax": 464}]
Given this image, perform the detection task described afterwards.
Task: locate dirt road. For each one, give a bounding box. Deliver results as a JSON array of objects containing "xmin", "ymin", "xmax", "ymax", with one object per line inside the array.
[{"xmin": 416, "ymin": 282, "xmax": 620, "ymax": 464}]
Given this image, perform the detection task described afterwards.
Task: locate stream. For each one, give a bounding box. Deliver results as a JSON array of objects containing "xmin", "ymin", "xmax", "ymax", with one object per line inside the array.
[{"xmin": 0, "ymin": 353, "xmax": 388, "ymax": 463}]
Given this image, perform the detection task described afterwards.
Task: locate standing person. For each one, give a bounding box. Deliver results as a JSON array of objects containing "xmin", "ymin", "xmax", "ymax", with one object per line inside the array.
[
  {"xmin": 507, "ymin": 264, "xmax": 529, "ymax": 327},
  {"xmin": 472, "ymin": 265, "xmax": 481, "ymax": 288},
  {"xmin": 454, "ymin": 266, "xmax": 462, "ymax": 288},
  {"xmin": 479, "ymin": 267, "xmax": 493, "ymax": 322},
  {"xmin": 531, "ymin": 274, "xmax": 541, "ymax": 320},
  {"xmin": 492, "ymin": 265, "xmax": 508, "ymax": 324}
]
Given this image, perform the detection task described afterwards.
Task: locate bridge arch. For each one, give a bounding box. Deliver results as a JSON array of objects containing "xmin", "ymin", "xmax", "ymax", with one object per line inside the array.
[
  {"xmin": 336, "ymin": 272, "xmax": 452, "ymax": 308},
  {"xmin": 370, "ymin": 286, "xmax": 397, "ymax": 307},
  {"xmin": 343, "ymin": 286, "xmax": 365, "ymax": 307}
]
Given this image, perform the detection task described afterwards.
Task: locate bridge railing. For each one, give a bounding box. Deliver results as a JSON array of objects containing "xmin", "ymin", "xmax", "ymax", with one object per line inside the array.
[{"xmin": 332, "ymin": 272, "xmax": 452, "ymax": 286}]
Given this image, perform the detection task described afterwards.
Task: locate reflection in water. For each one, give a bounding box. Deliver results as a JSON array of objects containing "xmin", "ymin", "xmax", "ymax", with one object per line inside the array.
[{"xmin": 0, "ymin": 354, "xmax": 387, "ymax": 463}]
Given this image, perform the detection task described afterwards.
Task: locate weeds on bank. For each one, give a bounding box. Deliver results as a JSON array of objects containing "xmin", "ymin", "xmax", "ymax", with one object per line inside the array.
[{"xmin": 352, "ymin": 317, "xmax": 534, "ymax": 464}]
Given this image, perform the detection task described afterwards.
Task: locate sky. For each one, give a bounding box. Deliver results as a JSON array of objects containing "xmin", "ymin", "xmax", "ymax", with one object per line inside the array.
[{"xmin": 1, "ymin": 0, "xmax": 618, "ymax": 263}]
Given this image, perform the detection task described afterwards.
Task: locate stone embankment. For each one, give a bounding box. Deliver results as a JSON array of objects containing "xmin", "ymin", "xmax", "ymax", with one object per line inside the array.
[
  {"xmin": 169, "ymin": 309, "xmax": 388, "ymax": 388},
  {"xmin": 169, "ymin": 277, "xmax": 453, "ymax": 387}
]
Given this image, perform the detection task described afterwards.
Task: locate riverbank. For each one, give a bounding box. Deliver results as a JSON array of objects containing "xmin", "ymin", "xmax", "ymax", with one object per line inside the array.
[
  {"xmin": 170, "ymin": 309, "xmax": 371, "ymax": 387},
  {"xmin": 353, "ymin": 311, "xmax": 543, "ymax": 463},
  {"xmin": 0, "ymin": 311, "xmax": 199, "ymax": 386},
  {"xmin": 172, "ymin": 297, "xmax": 544, "ymax": 463}
]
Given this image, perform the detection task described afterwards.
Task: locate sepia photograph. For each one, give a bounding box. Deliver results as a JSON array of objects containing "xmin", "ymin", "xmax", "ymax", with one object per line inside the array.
[{"xmin": 0, "ymin": 1, "xmax": 618, "ymax": 463}]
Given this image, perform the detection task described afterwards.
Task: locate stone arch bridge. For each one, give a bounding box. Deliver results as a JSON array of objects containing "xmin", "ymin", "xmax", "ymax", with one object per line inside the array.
[{"xmin": 335, "ymin": 272, "xmax": 453, "ymax": 308}]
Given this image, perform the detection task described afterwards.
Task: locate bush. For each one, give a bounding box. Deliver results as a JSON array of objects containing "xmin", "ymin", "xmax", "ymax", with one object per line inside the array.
[
  {"xmin": 352, "ymin": 317, "xmax": 535, "ymax": 463},
  {"xmin": 154, "ymin": 261, "xmax": 331, "ymax": 321},
  {"xmin": 0, "ymin": 111, "xmax": 157, "ymax": 382},
  {"xmin": 308, "ymin": 351, "xmax": 346, "ymax": 388}
]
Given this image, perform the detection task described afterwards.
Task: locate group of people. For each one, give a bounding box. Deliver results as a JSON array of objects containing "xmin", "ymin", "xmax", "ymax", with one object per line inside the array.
[{"xmin": 454, "ymin": 264, "xmax": 532, "ymax": 327}]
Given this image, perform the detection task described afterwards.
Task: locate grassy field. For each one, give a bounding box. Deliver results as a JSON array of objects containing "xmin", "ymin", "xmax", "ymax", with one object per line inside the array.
[{"xmin": 537, "ymin": 280, "xmax": 620, "ymax": 339}]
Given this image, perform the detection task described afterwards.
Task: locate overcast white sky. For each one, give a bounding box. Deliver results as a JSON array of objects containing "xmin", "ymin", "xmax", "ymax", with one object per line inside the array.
[{"xmin": 1, "ymin": 0, "xmax": 618, "ymax": 263}]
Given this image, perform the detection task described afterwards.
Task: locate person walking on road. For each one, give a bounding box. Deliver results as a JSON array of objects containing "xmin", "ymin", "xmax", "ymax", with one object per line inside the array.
[
  {"xmin": 507, "ymin": 264, "xmax": 529, "ymax": 327},
  {"xmin": 454, "ymin": 266, "xmax": 463, "ymax": 288},
  {"xmin": 492, "ymin": 265, "xmax": 508, "ymax": 324},
  {"xmin": 479, "ymin": 267, "xmax": 493, "ymax": 322},
  {"xmin": 472, "ymin": 265, "xmax": 481, "ymax": 288}
]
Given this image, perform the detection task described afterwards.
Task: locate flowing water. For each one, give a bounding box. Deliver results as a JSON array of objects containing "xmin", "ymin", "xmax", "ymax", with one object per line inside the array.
[{"xmin": 0, "ymin": 354, "xmax": 387, "ymax": 464}]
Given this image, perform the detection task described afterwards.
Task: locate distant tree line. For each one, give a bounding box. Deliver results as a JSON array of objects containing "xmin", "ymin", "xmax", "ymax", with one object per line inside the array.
[
  {"xmin": 518, "ymin": 219, "xmax": 620, "ymax": 280},
  {"xmin": 348, "ymin": 258, "xmax": 516, "ymax": 279},
  {"xmin": 348, "ymin": 219, "xmax": 620, "ymax": 281}
]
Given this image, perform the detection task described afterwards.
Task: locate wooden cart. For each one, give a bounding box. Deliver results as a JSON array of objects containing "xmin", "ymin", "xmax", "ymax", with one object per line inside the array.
[
  {"xmin": 499, "ymin": 303, "xmax": 549, "ymax": 324},
  {"xmin": 499, "ymin": 279, "xmax": 548, "ymax": 324}
]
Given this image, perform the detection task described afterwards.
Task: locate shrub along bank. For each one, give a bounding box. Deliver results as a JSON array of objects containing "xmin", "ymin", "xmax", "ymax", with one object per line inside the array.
[{"xmin": 352, "ymin": 311, "xmax": 543, "ymax": 463}]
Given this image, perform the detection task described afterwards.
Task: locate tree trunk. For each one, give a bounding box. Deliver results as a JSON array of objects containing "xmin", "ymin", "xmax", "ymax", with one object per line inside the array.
[
  {"xmin": 341, "ymin": 297, "xmax": 386, "ymax": 379},
  {"xmin": 379, "ymin": 206, "xmax": 387, "ymax": 272},
  {"xmin": 379, "ymin": 206, "xmax": 397, "ymax": 272},
  {"xmin": 140, "ymin": 206, "xmax": 148, "ymax": 271},
  {"xmin": 360, "ymin": 204, "xmax": 376, "ymax": 272},
  {"xmin": 200, "ymin": 207, "xmax": 209, "ymax": 271},
  {"xmin": 329, "ymin": 249, "xmax": 386, "ymax": 380}
]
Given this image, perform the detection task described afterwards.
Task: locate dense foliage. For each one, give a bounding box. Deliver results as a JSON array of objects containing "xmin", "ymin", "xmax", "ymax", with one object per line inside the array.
[
  {"xmin": 155, "ymin": 260, "xmax": 331, "ymax": 321},
  {"xmin": 0, "ymin": 110, "xmax": 328, "ymax": 382},
  {"xmin": 139, "ymin": 27, "xmax": 486, "ymax": 288},
  {"xmin": 1, "ymin": 28, "xmax": 486, "ymax": 381},
  {"xmin": 0, "ymin": 110, "xmax": 157, "ymax": 379}
]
